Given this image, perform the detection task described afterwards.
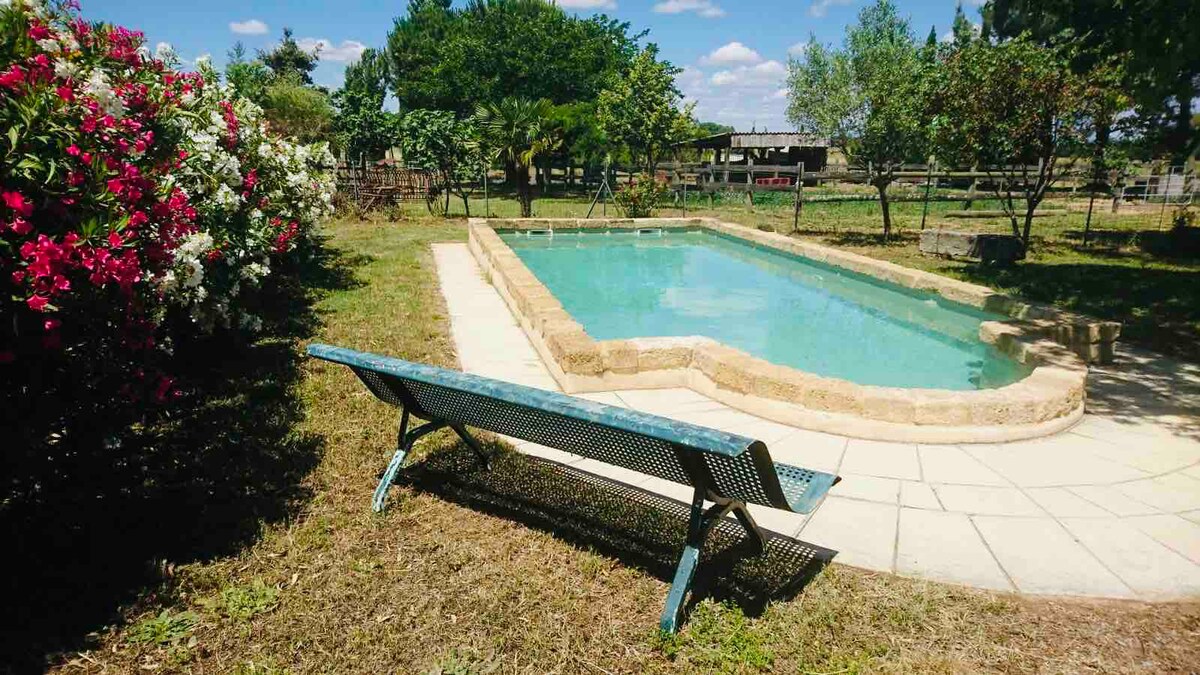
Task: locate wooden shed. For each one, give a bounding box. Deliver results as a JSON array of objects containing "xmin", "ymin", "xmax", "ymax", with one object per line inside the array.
[{"xmin": 675, "ymin": 132, "xmax": 830, "ymax": 181}]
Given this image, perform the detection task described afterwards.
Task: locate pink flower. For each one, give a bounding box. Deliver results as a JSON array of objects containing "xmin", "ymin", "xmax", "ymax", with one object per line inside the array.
[
  {"xmin": 27, "ymin": 294, "xmax": 49, "ymax": 312},
  {"xmin": 2, "ymin": 191, "xmax": 33, "ymax": 217},
  {"xmin": 0, "ymin": 65, "xmax": 26, "ymax": 90},
  {"xmin": 107, "ymin": 230, "xmax": 123, "ymax": 247},
  {"xmin": 44, "ymin": 318, "xmax": 61, "ymax": 331},
  {"xmin": 56, "ymin": 85, "xmax": 74, "ymax": 102},
  {"xmin": 9, "ymin": 218, "xmax": 32, "ymax": 235},
  {"xmin": 66, "ymin": 144, "xmax": 81, "ymax": 156}
]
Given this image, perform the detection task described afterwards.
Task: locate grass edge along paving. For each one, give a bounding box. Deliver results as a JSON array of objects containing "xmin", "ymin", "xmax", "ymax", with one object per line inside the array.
[{"xmin": 52, "ymin": 217, "xmax": 1200, "ymax": 674}]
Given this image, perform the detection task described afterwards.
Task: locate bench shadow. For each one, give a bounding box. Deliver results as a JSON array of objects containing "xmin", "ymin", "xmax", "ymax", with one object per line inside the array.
[
  {"xmin": 0, "ymin": 237, "xmax": 367, "ymax": 672},
  {"xmin": 399, "ymin": 441, "xmax": 837, "ymax": 623}
]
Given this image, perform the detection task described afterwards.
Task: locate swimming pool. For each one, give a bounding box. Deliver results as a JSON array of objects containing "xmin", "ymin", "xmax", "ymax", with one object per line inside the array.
[{"xmin": 501, "ymin": 228, "xmax": 1031, "ymax": 390}]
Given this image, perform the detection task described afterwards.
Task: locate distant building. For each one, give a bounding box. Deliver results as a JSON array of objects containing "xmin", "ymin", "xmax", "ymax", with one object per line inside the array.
[{"xmin": 674, "ymin": 132, "xmax": 830, "ymax": 182}]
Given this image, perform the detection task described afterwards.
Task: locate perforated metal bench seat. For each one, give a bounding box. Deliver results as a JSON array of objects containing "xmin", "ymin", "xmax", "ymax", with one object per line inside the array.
[{"xmin": 307, "ymin": 343, "xmax": 840, "ymax": 632}]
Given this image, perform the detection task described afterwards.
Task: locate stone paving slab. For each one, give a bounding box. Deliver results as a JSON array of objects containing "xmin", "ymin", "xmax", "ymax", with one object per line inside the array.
[{"xmin": 431, "ymin": 242, "xmax": 1200, "ymax": 601}]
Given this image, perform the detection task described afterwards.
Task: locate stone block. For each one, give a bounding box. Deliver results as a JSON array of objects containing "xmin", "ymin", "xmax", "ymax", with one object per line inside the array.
[{"xmin": 919, "ymin": 230, "xmax": 1026, "ymax": 264}]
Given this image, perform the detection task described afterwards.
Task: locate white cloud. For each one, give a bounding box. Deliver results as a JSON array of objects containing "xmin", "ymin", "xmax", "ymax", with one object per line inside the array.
[
  {"xmin": 710, "ymin": 60, "xmax": 786, "ymax": 87},
  {"xmin": 766, "ymin": 88, "xmax": 789, "ymax": 101},
  {"xmin": 788, "ymin": 42, "xmax": 811, "ymax": 56},
  {"xmin": 701, "ymin": 41, "xmax": 762, "ymax": 65},
  {"xmin": 555, "ymin": 0, "xmax": 617, "ymax": 9},
  {"xmin": 809, "ymin": 0, "xmax": 855, "ymax": 18},
  {"xmin": 653, "ymin": 0, "xmax": 725, "ymax": 18},
  {"xmin": 940, "ymin": 22, "xmax": 981, "ymax": 43},
  {"xmin": 229, "ymin": 19, "xmax": 269, "ymax": 35},
  {"xmin": 295, "ymin": 38, "xmax": 368, "ymax": 62}
]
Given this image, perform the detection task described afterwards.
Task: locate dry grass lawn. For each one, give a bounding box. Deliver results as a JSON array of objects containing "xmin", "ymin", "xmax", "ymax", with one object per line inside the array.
[{"xmin": 45, "ymin": 215, "xmax": 1200, "ymax": 674}]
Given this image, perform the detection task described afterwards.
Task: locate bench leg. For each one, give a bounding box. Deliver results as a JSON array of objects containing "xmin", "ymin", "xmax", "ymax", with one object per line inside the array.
[
  {"xmin": 659, "ymin": 489, "xmax": 769, "ymax": 633},
  {"xmin": 728, "ymin": 501, "xmax": 768, "ymax": 553},
  {"xmin": 449, "ymin": 422, "xmax": 492, "ymax": 470},
  {"xmin": 661, "ymin": 489, "xmax": 749, "ymax": 633},
  {"xmin": 371, "ymin": 411, "xmax": 449, "ymax": 512}
]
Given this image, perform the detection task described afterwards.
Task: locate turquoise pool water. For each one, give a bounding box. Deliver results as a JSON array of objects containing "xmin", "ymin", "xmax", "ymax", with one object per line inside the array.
[{"xmin": 500, "ymin": 229, "xmax": 1031, "ymax": 390}]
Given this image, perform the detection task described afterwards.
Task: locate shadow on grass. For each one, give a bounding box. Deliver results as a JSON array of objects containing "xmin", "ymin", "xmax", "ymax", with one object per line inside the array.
[
  {"xmin": 822, "ymin": 231, "xmax": 920, "ymax": 248},
  {"xmin": 955, "ymin": 259, "xmax": 1200, "ymax": 364},
  {"xmin": 0, "ymin": 237, "xmax": 368, "ymax": 672},
  {"xmin": 399, "ymin": 441, "xmax": 836, "ymax": 625},
  {"xmin": 1060, "ymin": 228, "xmax": 1200, "ymax": 260}
]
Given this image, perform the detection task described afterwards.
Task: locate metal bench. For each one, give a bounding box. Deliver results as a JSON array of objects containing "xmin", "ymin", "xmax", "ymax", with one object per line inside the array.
[{"xmin": 307, "ymin": 344, "xmax": 840, "ymax": 633}]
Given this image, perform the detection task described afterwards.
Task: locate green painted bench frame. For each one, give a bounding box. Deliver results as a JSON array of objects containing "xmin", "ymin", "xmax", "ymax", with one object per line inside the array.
[{"xmin": 308, "ymin": 344, "xmax": 840, "ymax": 633}]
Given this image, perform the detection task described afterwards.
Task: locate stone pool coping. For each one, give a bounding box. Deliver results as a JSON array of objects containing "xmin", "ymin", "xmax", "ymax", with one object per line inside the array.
[{"xmin": 467, "ymin": 217, "xmax": 1119, "ymax": 443}]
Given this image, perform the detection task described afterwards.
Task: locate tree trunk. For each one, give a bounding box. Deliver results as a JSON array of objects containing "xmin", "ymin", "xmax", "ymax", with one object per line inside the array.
[
  {"xmin": 1022, "ymin": 195, "xmax": 1040, "ymax": 247},
  {"xmin": 503, "ymin": 161, "xmax": 518, "ymax": 190},
  {"xmin": 517, "ymin": 163, "xmax": 533, "ymax": 217},
  {"xmin": 876, "ymin": 180, "xmax": 893, "ymax": 241}
]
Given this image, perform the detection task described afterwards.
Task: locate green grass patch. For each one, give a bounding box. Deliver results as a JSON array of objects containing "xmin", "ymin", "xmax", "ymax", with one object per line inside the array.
[{"xmin": 37, "ymin": 216, "xmax": 1200, "ymax": 673}]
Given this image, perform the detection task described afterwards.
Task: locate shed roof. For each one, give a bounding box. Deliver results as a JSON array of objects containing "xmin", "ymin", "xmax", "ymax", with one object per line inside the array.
[{"xmin": 676, "ymin": 132, "xmax": 830, "ymax": 149}]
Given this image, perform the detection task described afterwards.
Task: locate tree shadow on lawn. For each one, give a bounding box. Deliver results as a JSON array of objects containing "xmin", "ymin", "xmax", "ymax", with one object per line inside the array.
[
  {"xmin": 954, "ymin": 259, "xmax": 1200, "ymax": 364},
  {"xmin": 398, "ymin": 441, "xmax": 836, "ymax": 625},
  {"xmin": 0, "ymin": 238, "xmax": 368, "ymax": 672}
]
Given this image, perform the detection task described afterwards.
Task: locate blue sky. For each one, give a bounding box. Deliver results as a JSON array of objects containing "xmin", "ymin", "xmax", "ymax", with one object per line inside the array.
[{"xmin": 87, "ymin": 0, "xmax": 986, "ymax": 131}]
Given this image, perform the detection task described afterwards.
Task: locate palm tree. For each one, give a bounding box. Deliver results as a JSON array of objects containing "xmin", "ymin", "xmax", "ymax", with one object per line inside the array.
[{"xmin": 474, "ymin": 97, "xmax": 561, "ymax": 217}]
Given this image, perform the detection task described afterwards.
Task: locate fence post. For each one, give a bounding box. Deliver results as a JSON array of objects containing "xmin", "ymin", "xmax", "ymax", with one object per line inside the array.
[
  {"xmin": 920, "ymin": 160, "xmax": 934, "ymax": 230},
  {"xmin": 483, "ymin": 169, "xmax": 489, "ymax": 218},
  {"xmin": 682, "ymin": 178, "xmax": 687, "ymax": 217},
  {"xmin": 792, "ymin": 161, "xmax": 804, "ymax": 233}
]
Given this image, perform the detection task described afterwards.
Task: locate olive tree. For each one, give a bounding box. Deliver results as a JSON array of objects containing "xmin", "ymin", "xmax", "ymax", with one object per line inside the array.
[
  {"xmin": 786, "ymin": 0, "xmax": 930, "ymax": 239},
  {"xmin": 930, "ymin": 36, "xmax": 1086, "ymax": 245}
]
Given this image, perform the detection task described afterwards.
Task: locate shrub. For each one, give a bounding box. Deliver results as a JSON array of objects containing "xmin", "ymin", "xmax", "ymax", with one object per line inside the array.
[
  {"xmin": 613, "ymin": 173, "xmax": 669, "ymax": 218},
  {"xmin": 0, "ymin": 0, "xmax": 333, "ymax": 473}
]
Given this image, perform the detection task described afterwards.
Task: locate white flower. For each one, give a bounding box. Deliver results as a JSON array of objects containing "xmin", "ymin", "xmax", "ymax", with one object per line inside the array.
[
  {"xmin": 154, "ymin": 42, "xmax": 175, "ymax": 62},
  {"xmin": 53, "ymin": 58, "xmax": 80, "ymax": 80},
  {"xmin": 58, "ymin": 32, "xmax": 78, "ymax": 53},
  {"xmin": 84, "ymin": 69, "xmax": 125, "ymax": 118},
  {"xmin": 194, "ymin": 54, "xmax": 211, "ymax": 69},
  {"xmin": 182, "ymin": 259, "xmax": 204, "ymax": 288},
  {"xmin": 37, "ymin": 38, "xmax": 60, "ymax": 53}
]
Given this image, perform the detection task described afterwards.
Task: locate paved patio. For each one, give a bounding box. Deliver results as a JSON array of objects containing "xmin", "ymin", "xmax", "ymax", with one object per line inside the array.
[{"xmin": 432, "ymin": 242, "xmax": 1200, "ymax": 600}]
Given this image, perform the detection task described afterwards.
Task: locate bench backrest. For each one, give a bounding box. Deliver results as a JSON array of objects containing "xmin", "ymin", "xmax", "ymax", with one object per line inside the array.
[{"xmin": 309, "ymin": 344, "xmax": 798, "ymax": 512}]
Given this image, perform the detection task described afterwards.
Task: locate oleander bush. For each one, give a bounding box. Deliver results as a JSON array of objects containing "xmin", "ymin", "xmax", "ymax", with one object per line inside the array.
[
  {"xmin": 613, "ymin": 172, "xmax": 670, "ymax": 218},
  {"xmin": 0, "ymin": 0, "xmax": 334, "ymax": 484}
]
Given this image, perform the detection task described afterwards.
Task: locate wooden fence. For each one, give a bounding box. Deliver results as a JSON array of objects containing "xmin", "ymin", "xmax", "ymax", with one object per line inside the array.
[{"xmin": 336, "ymin": 164, "xmax": 440, "ymax": 212}]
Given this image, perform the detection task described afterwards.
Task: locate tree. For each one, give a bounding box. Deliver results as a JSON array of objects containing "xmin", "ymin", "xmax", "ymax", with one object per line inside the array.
[
  {"xmin": 986, "ymin": 0, "xmax": 1200, "ymax": 161},
  {"xmin": 930, "ymin": 36, "xmax": 1086, "ymax": 245},
  {"xmin": 786, "ymin": 0, "xmax": 930, "ymax": 239},
  {"xmin": 385, "ymin": 0, "xmax": 640, "ymax": 114},
  {"xmin": 695, "ymin": 121, "xmax": 735, "ymax": 136},
  {"xmin": 547, "ymin": 102, "xmax": 609, "ymax": 181},
  {"xmin": 225, "ymin": 42, "xmax": 271, "ymax": 105},
  {"xmin": 473, "ymin": 98, "xmax": 561, "ymax": 217},
  {"xmin": 397, "ymin": 110, "xmax": 487, "ymax": 215},
  {"xmin": 261, "ymin": 73, "xmax": 335, "ymax": 144},
  {"xmin": 258, "ymin": 28, "xmax": 319, "ymax": 85},
  {"xmin": 596, "ymin": 46, "xmax": 695, "ymax": 175},
  {"xmin": 950, "ymin": 1, "xmax": 978, "ymax": 50},
  {"xmin": 332, "ymin": 49, "xmax": 398, "ymax": 164}
]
